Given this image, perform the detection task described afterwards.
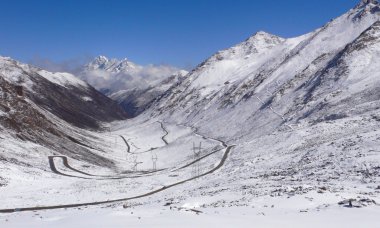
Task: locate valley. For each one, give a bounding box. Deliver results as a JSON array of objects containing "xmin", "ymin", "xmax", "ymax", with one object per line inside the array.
[{"xmin": 1, "ymin": 0, "xmax": 380, "ymax": 227}]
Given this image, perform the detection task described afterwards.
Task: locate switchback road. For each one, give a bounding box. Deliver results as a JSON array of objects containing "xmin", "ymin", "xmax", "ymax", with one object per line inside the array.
[
  {"xmin": 0, "ymin": 145, "xmax": 234, "ymax": 213},
  {"xmin": 0, "ymin": 122, "xmax": 234, "ymax": 213}
]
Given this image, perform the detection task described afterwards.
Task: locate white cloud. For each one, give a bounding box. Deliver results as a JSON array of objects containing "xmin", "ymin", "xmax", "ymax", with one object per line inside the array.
[
  {"xmin": 29, "ymin": 56, "xmax": 185, "ymax": 95},
  {"xmin": 29, "ymin": 56, "xmax": 185, "ymax": 93},
  {"xmin": 79, "ymin": 63, "xmax": 182, "ymax": 94}
]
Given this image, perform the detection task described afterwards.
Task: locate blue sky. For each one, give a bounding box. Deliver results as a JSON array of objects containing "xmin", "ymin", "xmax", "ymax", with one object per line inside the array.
[{"xmin": 0, "ymin": 0, "xmax": 359, "ymax": 69}]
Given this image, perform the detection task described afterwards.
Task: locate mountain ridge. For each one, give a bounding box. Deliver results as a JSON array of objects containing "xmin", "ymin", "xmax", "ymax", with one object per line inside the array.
[{"xmin": 148, "ymin": 0, "xmax": 380, "ymax": 140}]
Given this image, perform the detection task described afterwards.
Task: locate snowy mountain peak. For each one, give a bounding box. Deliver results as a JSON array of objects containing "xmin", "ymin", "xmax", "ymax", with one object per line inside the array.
[
  {"xmin": 358, "ymin": 0, "xmax": 378, "ymax": 6},
  {"xmin": 197, "ymin": 31, "xmax": 284, "ymax": 67},
  {"xmin": 85, "ymin": 55, "xmax": 137, "ymax": 73},
  {"xmin": 95, "ymin": 55, "xmax": 108, "ymax": 62},
  {"xmin": 78, "ymin": 56, "xmax": 186, "ymax": 116},
  {"xmin": 176, "ymin": 69, "xmax": 189, "ymax": 77},
  {"xmin": 247, "ymin": 31, "xmax": 283, "ymax": 42},
  {"xmin": 355, "ymin": 0, "xmax": 379, "ymax": 9},
  {"xmin": 0, "ymin": 55, "xmax": 88, "ymax": 89},
  {"xmin": 0, "ymin": 56, "xmax": 12, "ymax": 61},
  {"xmin": 242, "ymin": 31, "xmax": 284, "ymax": 51},
  {"xmin": 86, "ymin": 55, "xmax": 109, "ymax": 70},
  {"xmin": 350, "ymin": 0, "xmax": 380, "ymax": 21},
  {"xmin": 91, "ymin": 55, "xmax": 109, "ymax": 66}
]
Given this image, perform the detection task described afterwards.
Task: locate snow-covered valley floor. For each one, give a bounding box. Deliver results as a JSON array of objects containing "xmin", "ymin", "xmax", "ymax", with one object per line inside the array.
[
  {"xmin": 0, "ymin": 115, "xmax": 380, "ymax": 227},
  {"xmin": 0, "ymin": 120, "xmax": 226, "ymax": 207}
]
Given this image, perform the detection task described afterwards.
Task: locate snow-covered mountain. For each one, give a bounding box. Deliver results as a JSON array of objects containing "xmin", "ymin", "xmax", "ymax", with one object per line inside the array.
[
  {"xmin": 1, "ymin": 1, "xmax": 380, "ymax": 226},
  {"xmin": 0, "ymin": 56, "xmax": 128, "ymax": 129},
  {"xmin": 0, "ymin": 56, "xmax": 128, "ymax": 165},
  {"xmin": 73, "ymin": 2, "xmax": 380, "ymax": 223},
  {"xmin": 78, "ymin": 56, "xmax": 187, "ymax": 116},
  {"xmin": 79, "ymin": 56, "xmax": 186, "ymax": 94},
  {"xmin": 137, "ymin": 0, "xmax": 380, "ymax": 208},
  {"xmin": 84, "ymin": 55, "xmax": 139, "ymax": 74},
  {"xmin": 151, "ymin": 0, "xmax": 380, "ymax": 138}
]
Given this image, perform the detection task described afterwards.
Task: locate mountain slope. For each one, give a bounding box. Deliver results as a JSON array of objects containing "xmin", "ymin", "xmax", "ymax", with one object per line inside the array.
[
  {"xmin": 0, "ymin": 56, "xmax": 129, "ymax": 167},
  {"xmin": 150, "ymin": 0, "xmax": 380, "ymax": 139},
  {"xmin": 129, "ymin": 0, "xmax": 380, "ymax": 218},
  {"xmin": 110, "ymin": 70, "xmax": 188, "ymax": 117},
  {"xmin": 0, "ymin": 57, "xmax": 128, "ymax": 129}
]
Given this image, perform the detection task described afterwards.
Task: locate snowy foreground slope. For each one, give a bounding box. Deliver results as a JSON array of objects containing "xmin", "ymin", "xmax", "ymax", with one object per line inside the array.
[{"xmin": 1, "ymin": 0, "xmax": 380, "ymax": 227}]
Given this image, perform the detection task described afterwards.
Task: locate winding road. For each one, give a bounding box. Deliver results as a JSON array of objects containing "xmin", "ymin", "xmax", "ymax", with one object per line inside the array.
[
  {"xmin": 173, "ymin": 147, "xmax": 224, "ymax": 171},
  {"xmin": 118, "ymin": 121, "xmax": 168, "ymax": 155},
  {"xmin": 0, "ymin": 122, "xmax": 234, "ymax": 213},
  {"xmin": 49, "ymin": 156, "xmax": 161, "ymax": 180},
  {"xmin": 158, "ymin": 121, "xmax": 169, "ymax": 145},
  {"xmin": 48, "ymin": 121, "xmax": 171, "ymax": 180}
]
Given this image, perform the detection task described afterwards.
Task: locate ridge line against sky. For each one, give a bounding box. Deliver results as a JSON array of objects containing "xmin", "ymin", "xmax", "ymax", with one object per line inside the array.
[{"xmin": 0, "ymin": 0, "xmax": 359, "ymax": 70}]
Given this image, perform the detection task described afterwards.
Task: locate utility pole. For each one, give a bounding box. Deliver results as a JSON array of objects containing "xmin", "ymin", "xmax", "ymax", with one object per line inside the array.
[
  {"xmin": 152, "ymin": 153, "xmax": 158, "ymax": 171},
  {"xmin": 132, "ymin": 156, "xmax": 141, "ymax": 172},
  {"xmin": 192, "ymin": 142, "xmax": 202, "ymax": 177}
]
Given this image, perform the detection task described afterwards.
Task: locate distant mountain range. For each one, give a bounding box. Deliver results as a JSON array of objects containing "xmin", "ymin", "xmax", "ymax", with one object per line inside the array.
[{"xmin": 77, "ymin": 55, "xmax": 187, "ymax": 116}]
